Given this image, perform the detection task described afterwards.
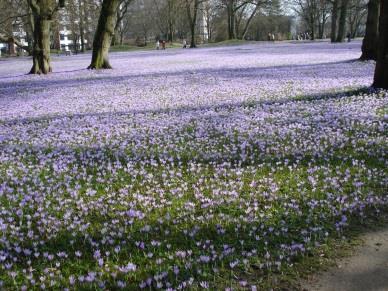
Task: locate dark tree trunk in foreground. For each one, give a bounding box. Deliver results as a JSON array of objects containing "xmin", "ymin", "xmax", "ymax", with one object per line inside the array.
[
  {"xmin": 331, "ymin": 0, "xmax": 339, "ymax": 42},
  {"xmin": 360, "ymin": 0, "xmax": 380, "ymax": 60},
  {"xmin": 88, "ymin": 0, "xmax": 119, "ymax": 69},
  {"xmin": 336, "ymin": 0, "xmax": 349, "ymax": 42},
  {"xmin": 28, "ymin": 0, "xmax": 60, "ymax": 74},
  {"xmin": 373, "ymin": 0, "xmax": 388, "ymax": 88}
]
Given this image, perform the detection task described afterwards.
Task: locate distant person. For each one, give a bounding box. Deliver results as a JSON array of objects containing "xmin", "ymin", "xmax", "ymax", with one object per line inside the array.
[
  {"xmin": 156, "ymin": 40, "xmax": 160, "ymax": 50},
  {"xmin": 272, "ymin": 33, "xmax": 275, "ymax": 41},
  {"xmin": 347, "ymin": 33, "xmax": 351, "ymax": 42},
  {"xmin": 267, "ymin": 33, "xmax": 271, "ymax": 41},
  {"xmin": 183, "ymin": 39, "xmax": 187, "ymax": 48},
  {"xmin": 162, "ymin": 40, "xmax": 166, "ymax": 50}
]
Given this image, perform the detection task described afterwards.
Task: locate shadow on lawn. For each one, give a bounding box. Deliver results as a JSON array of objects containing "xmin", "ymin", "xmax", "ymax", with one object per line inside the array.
[
  {"xmin": 1, "ymin": 87, "xmax": 385, "ymax": 178},
  {"xmin": 0, "ymin": 86, "xmax": 375, "ymax": 127},
  {"xmin": 1, "ymin": 85, "xmax": 386, "ymax": 289},
  {"xmin": 0, "ymin": 58, "xmax": 369, "ymax": 96}
]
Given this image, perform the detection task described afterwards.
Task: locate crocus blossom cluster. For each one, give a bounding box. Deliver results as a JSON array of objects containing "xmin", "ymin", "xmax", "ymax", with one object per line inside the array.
[{"xmin": 0, "ymin": 41, "xmax": 386, "ymax": 290}]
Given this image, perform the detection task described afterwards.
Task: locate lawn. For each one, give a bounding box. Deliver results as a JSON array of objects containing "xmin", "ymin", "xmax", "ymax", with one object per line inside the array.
[{"xmin": 0, "ymin": 41, "xmax": 387, "ymax": 290}]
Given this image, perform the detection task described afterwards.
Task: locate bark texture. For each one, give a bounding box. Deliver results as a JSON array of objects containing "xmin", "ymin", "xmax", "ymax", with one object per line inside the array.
[
  {"xmin": 227, "ymin": 1, "xmax": 236, "ymax": 39},
  {"xmin": 336, "ymin": 0, "xmax": 349, "ymax": 42},
  {"xmin": 360, "ymin": 0, "xmax": 380, "ymax": 60},
  {"xmin": 373, "ymin": 0, "xmax": 388, "ymax": 88},
  {"xmin": 331, "ymin": 0, "xmax": 338, "ymax": 42},
  {"xmin": 185, "ymin": 0, "xmax": 200, "ymax": 48},
  {"xmin": 88, "ymin": 0, "xmax": 119, "ymax": 69},
  {"xmin": 28, "ymin": 0, "xmax": 56, "ymax": 74}
]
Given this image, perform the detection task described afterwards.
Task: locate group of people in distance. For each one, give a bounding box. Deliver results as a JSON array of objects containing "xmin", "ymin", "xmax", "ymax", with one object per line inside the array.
[
  {"xmin": 155, "ymin": 40, "xmax": 166, "ymax": 50},
  {"xmin": 267, "ymin": 33, "xmax": 276, "ymax": 41},
  {"xmin": 156, "ymin": 39, "xmax": 188, "ymax": 50}
]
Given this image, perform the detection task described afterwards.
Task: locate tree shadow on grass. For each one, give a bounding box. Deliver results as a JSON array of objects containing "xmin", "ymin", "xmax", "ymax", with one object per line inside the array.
[
  {"xmin": 1, "ymin": 87, "xmax": 385, "ymax": 176},
  {"xmin": 0, "ymin": 86, "xmax": 375, "ymax": 127},
  {"xmin": 0, "ymin": 59, "xmax": 370, "ymax": 96},
  {"xmin": 0, "ymin": 86, "xmax": 386, "ymax": 289}
]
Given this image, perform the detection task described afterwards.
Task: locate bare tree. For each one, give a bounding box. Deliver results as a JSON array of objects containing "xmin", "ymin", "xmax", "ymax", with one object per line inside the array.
[
  {"xmin": 290, "ymin": 0, "xmax": 330, "ymax": 40},
  {"xmin": 347, "ymin": 0, "xmax": 367, "ymax": 38},
  {"xmin": 203, "ymin": 0, "xmax": 217, "ymax": 41},
  {"xmin": 111, "ymin": 0, "xmax": 133, "ymax": 46},
  {"xmin": 0, "ymin": 0, "xmax": 31, "ymax": 54},
  {"xmin": 183, "ymin": 0, "xmax": 207, "ymax": 47},
  {"xmin": 237, "ymin": 0, "xmax": 263, "ymax": 40},
  {"xmin": 65, "ymin": 0, "xmax": 82, "ymax": 53}
]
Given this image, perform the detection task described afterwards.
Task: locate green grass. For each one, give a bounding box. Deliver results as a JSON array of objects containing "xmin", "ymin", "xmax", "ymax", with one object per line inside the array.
[{"xmin": 109, "ymin": 42, "xmax": 184, "ymax": 52}]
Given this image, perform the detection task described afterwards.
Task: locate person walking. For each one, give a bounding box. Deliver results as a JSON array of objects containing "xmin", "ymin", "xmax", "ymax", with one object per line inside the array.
[
  {"xmin": 162, "ymin": 40, "xmax": 166, "ymax": 50},
  {"xmin": 156, "ymin": 40, "xmax": 160, "ymax": 50},
  {"xmin": 182, "ymin": 39, "xmax": 187, "ymax": 48}
]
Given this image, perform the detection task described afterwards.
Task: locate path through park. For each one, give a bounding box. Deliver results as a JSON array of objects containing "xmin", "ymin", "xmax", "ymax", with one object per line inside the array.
[{"xmin": 304, "ymin": 226, "xmax": 388, "ymax": 291}]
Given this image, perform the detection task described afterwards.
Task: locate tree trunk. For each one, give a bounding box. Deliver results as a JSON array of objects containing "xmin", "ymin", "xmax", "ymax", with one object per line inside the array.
[
  {"xmin": 352, "ymin": 15, "xmax": 363, "ymax": 38},
  {"xmin": 318, "ymin": 13, "xmax": 327, "ymax": 39},
  {"xmin": 227, "ymin": 2, "xmax": 236, "ymax": 39},
  {"xmin": 51, "ymin": 16, "xmax": 61, "ymax": 50},
  {"xmin": 83, "ymin": 0, "xmax": 91, "ymax": 49},
  {"xmin": 8, "ymin": 38, "xmax": 16, "ymax": 55},
  {"xmin": 168, "ymin": 20, "xmax": 174, "ymax": 42},
  {"xmin": 88, "ymin": 0, "xmax": 119, "ymax": 69},
  {"xmin": 186, "ymin": 0, "xmax": 199, "ymax": 48},
  {"xmin": 111, "ymin": 9, "xmax": 121, "ymax": 46},
  {"xmin": 331, "ymin": 0, "xmax": 338, "ymax": 42},
  {"xmin": 336, "ymin": 0, "xmax": 348, "ymax": 42},
  {"xmin": 373, "ymin": 0, "xmax": 388, "ymax": 88},
  {"xmin": 360, "ymin": 0, "xmax": 379, "ymax": 60},
  {"xmin": 111, "ymin": 28, "xmax": 118, "ymax": 46},
  {"xmin": 78, "ymin": 0, "xmax": 85, "ymax": 52},
  {"xmin": 190, "ymin": 22, "xmax": 196, "ymax": 48},
  {"xmin": 241, "ymin": 5, "xmax": 259, "ymax": 40},
  {"xmin": 318, "ymin": 22, "xmax": 323, "ymax": 39},
  {"xmin": 310, "ymin": 17, "xmax": 315, "ymax": 40},
  {"xmin": 120, "ymin": 30, "xmax": 124, "ymax": 45},
  {"xmin": 30, "ymin": 16, "xmax": 52, "ymax": 74}
]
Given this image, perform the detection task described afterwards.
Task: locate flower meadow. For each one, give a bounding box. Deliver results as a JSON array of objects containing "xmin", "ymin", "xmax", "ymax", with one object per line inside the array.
[{"xmin": 0, "ymin": 41, "xmax": 387, "ymax": 290}]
